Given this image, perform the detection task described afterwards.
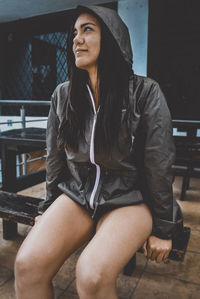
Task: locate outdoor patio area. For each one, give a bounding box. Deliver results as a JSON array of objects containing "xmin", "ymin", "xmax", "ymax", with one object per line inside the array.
[{"xmin": 0, "ymin": 176, "xmax": 200, "ymax": 299}]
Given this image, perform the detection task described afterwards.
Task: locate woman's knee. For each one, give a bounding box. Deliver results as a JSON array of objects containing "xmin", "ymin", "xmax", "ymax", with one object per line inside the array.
[
  {"xmin": 76, "ymin": 254, "xmax": 114, "ymax": 295},
  {"xmin": 15, "ymin": 246, "xmax": 49, "ymax": 288}
]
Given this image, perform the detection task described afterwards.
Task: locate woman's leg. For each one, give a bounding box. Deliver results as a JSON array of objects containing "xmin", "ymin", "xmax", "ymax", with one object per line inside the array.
[
  {"xmin": 76, "ymin": 203, "xmax": 152, "ymax": 299},
  {"xmin": 14, "ymin": 194, "xmax": 94, "ymax": 299}
]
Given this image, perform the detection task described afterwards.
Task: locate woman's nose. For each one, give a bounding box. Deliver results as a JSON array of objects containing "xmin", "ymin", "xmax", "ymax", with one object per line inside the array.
[{"xmin": 73, "ymin": 33, "xmax": 84, "ymax": 46}]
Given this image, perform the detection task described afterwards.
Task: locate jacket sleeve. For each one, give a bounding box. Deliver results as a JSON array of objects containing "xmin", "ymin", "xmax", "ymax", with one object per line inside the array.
[
  {"xmin": 38, "ymin": 88, "xmax": 69, "ymax": 214},
  {"xmin": 142, "ymin": 82, "xmax": 177, "ymax": 239}
]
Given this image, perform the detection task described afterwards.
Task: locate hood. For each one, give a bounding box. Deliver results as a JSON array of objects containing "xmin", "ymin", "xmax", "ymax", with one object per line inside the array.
[{"xmin": 76, "ymin": 5, "xmax": 133, "ymax": 69}]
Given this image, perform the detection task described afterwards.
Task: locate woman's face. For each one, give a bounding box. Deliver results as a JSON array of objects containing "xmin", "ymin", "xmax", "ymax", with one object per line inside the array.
[{"xmin": 72, "ymin": 13, "xmax": 101, "ymax": 73}]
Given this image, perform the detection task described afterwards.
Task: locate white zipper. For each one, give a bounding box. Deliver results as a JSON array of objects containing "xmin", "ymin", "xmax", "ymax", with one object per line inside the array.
[{"xmin": 87, "ymin": 84, "xmax": 100, "ymax": 209}]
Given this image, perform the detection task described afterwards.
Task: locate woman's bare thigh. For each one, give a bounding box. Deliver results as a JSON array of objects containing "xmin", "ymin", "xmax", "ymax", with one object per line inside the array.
[
  {"xmin": 77, "ymin": 203, "xmax": 152, "ymax": 279},
  {"xmin": 16, "ymin": 194, "xmax": 94, "ymax": 278}
]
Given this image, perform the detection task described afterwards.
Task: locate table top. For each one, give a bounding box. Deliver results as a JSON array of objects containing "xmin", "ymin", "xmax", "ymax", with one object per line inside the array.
[
  {"xmin": 172, "ymin": 120, "xmax": 200, "ymax": 139},
  {"xmin": 172, "ymin": 120, "xmax": 200, "ymax": 129},
  {"xmin": 0, "ymin": 127, "xmax": 46, "ymax": 151}
]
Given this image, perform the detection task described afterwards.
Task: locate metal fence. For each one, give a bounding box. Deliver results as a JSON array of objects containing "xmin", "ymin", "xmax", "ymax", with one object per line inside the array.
[
  {"xmin": 0, "ymin": 27, "xmax": 68, "ymax": 184},
  {"xmin": 1, "ymin": 31, "xmax": 67, "ymax": 116}
]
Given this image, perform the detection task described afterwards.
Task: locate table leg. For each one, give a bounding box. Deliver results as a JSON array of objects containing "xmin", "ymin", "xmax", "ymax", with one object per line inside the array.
[
  {"xmin": 3, "ymin": 220, "xmax": 18, "ymax": 240},
  {"xmin": 1, "ymin": 146, "xmax": 18, "ymax": 239}
]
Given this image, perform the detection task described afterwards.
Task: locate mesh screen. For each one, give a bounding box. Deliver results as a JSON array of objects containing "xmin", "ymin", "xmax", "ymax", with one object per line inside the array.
[{"xmin": 2, "ymin": 32, "xmax": 67, "ymax": 116}]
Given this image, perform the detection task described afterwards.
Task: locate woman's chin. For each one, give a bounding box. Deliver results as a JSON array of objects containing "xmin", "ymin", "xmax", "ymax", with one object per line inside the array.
[{"xmin": 75, "ymin": 59, "xmax": 87, "ymax": 70}]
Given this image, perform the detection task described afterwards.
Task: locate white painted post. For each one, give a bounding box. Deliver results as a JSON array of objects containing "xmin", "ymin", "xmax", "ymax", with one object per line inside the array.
[{"xmin": 118, "ymin": 0, "xmax": 149, "ymax": 76}]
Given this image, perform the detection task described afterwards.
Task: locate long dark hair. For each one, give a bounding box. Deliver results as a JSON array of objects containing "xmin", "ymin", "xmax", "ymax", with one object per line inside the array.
[{"xmin": 58, "ymin": 11, "xmax": 133, "ymax": 155}]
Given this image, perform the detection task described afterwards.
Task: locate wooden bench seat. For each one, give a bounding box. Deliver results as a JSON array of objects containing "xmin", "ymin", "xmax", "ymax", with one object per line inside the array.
[{"xmin": 0, "ymin": 190, "xmax": 43, "ymax": 226}]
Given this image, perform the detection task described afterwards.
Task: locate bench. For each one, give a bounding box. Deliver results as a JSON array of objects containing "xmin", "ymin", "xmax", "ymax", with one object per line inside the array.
[
  {"xmin": 0, "ymin": 190, "xmax": 43, "ymax": 239},
  {"xmin": 0, "ymin": 127, "xmax": 47, "ymax": 239},
  {"xmin": 0, "ymin": 190, "xmax": 191, "ymax": 277}
]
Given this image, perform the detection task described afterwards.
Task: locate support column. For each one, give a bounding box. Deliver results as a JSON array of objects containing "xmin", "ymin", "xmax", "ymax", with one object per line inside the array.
[{"xmin": 118, "ymin": 0, "xmax": 148, "ymax": 76}]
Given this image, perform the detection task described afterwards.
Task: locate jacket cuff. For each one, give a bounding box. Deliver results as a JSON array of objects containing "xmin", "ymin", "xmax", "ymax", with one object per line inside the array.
[{"xmin": 152, "ymin": 217, "xmax": 177, "ymax": 239}]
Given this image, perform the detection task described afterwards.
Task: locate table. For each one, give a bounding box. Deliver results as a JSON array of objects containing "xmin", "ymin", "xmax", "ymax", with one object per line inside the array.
[
  {"xmin": 172, "ymin": 119, "xmax": 200, "ymax": 137},
  {"xmin": 172, "ymin": 120, "xmax": 200, "ymax": 161},
  {"xmin": 0, "ymin": 127, "xmax": 46, "ymax": 238},
  {"xmin": 172, "ymin": 120, "xmax": 200, "ymax": 200}
]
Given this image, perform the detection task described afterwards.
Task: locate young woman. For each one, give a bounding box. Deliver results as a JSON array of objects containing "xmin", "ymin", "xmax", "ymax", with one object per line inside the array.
[{"xmin": 14, "ymin": 5, "xmax": 183, "ymax": 299}]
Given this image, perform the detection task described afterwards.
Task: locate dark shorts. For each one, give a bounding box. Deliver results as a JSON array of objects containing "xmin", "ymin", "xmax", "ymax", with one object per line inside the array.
[
  {"xmin": 78, "ymin": 196, "xmax": 145, "ymax": 227},
  {"xmin": 57, "ymin": 181, "xmax": 146, "ymax": 226}
]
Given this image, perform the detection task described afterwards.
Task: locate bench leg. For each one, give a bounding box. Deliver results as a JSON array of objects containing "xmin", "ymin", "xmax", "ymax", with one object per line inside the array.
[
  {"xmin": 3, "ymin": 220, "xmax": 18, "ymax": 240},
  {"xmin": 185, "ymin": 165, "xmax": 192, "ymax": 191},
  {"xmin": 123, "ymin": 253, "xmax": 136, "ymax": 276},
  {"xmin": 180, "ymin": 175, "xmax": 187, "ymax": 201},
  {"xmin": 180, "ymin": 165, "xmax": 192, "ymax": 201}
]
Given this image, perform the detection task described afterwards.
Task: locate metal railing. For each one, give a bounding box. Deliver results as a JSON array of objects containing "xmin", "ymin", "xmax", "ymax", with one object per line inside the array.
[
  {"xmin": 0, "ymin": 100, "xmax": 51, "ymax": 105},
  {"xmin": 0, "ymin": 100, "xmax": 50, "ymax": 128},
  {"xmin": 0, "ymin": 100, "xmax": 50, "ymax": 179}
]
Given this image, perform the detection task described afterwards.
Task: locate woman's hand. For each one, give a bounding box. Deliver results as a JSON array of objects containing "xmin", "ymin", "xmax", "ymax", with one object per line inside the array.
[
  {"xmin": 34, "ymin": 215, "xmax": 42, "ymax": 224},
  {"xmin": 142, "ymin": 235, "xmax": 172, "ymax": 263}
]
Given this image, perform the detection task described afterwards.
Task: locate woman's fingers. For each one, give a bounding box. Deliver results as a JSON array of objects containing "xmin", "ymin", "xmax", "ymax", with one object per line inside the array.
[
  {"xmin": 156, "ymin": 248, "xmax": 170, "ymax": 263},
  {"xmin": 146, "ymin": 244, "xmax": 153, "ymax": 260},
  {"xmin": 156, "ymin": 252, "xmax": 165, "ymax": 263},
  {"xmin": 149, "ymin": 247, "xmax": 159, "ymax": 261},
  {"xmin": 142, "ymin": 241, "xmax": 148, "ymax": 257},
  {"xmin": 163, "ymin": 248, "xmax": 171, "ymax": 262}
]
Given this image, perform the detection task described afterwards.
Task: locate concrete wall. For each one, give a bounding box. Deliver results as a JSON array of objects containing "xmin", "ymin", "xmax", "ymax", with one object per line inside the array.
[{"xmin": 0, "ymin": 0, "xmax": 117, "ymax": 23}]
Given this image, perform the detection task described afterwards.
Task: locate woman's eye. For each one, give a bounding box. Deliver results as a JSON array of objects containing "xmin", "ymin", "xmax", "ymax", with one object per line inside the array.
[{"xmin": 84, "ymin": 26, "xmax": 93, "ymax": 32}]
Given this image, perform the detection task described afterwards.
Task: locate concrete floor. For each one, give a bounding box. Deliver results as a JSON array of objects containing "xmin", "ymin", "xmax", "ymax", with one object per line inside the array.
[{"xmin": 0, "ymin": 176, "xmax": 200, "ymax": 298}]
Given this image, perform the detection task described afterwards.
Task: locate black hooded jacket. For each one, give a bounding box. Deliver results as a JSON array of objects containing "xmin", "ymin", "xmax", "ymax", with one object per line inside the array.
[{"xmin": 38, "ymin": 5, "xmax": 183, "ymax": 240}]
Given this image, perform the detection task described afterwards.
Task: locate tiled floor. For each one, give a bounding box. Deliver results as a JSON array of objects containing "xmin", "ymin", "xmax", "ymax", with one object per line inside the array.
[{"xmin": 0, "ymin": 176, "xmax": 200, "ymax": 298}]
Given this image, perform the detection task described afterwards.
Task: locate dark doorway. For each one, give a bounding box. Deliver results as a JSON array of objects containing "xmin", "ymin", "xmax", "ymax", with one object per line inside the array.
[{"xmin": 148, "ymin": 0, "xmax": 200, "ymax": 120}]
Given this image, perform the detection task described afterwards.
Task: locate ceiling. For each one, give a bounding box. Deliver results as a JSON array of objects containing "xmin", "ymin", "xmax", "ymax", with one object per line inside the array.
[{"xmin": 0, "ymin": 0, "xmax": 117, "ymax": 23}]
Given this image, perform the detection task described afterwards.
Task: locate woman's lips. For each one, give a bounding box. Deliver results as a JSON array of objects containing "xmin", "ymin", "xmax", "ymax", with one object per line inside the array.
[{"xmin": 76, "ymin": 49, "xmax": 87, "ymax": 53}]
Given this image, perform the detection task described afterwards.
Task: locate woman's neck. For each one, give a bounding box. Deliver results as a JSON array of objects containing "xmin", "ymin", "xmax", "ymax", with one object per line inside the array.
[{"xmin": 88, "ymin": 67, "xmax": 99, "ymax": 110}]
